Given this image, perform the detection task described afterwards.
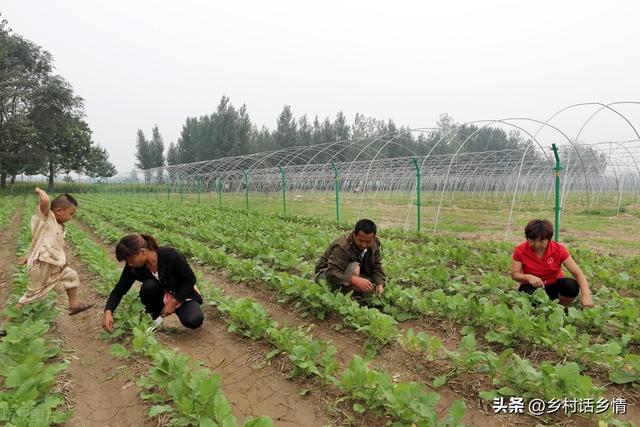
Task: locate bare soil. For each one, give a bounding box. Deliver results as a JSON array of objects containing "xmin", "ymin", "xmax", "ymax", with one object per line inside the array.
[
  {"xmin": 56, "ymin": 247, "xmax": 154, "ymax": 427},
  {"xmin": 72, "ymin": 219, "xmax": 333, "ymax": 426},
  {"xmin": 73, "ymin": 218, "xmax": 518, "ymax": 425}
]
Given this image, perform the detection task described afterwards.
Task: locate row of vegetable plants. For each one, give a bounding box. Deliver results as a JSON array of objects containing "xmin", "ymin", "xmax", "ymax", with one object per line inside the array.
[
  {"xmin": 0, "ymin": 195, "xmax": 22, "ymax": 231},
  {"xmin": 0, "ymin": 200, "xmax": 72, "ymax": 426},
  {"xmin": 167, "ymin": 199, "xmax": 640, "ymax": 344},
  {"xmin": 78, "ymin": 196, "xmax": 640, "ymax": 383},
  {"xmin": 65, "ymin": 223, "xmax": 273, "ymax": 427},
  {"xmin": 206, "ymin": 285, "xmax": 467, "ymax": 426},
  {"xmin": 75, "ymin": 201, "xmax": 400, "ymax": 356},
  {"xmin": 81, "ymin": 194, "xmax": 640, "ymax": 298},
  {"xmin": 399, "ymin": 328, "xmax": 635, "ymax": 425},
  {"xmin": 73, "ymin": 197, "xmax": 632, "ymax": 424},
  {"xmin": 67, "ymin": 220, "xmax": 467, "ymax": 426}
]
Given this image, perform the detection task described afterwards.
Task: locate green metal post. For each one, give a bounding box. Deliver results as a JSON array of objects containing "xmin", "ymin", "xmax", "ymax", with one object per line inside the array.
[
  {"xmin": 196, "ymin": 177, "xmax": 201, "ymax": 203},
  {"xmin": 412, "ymin": 157, "xmax": 422, "ymax": 232},
  {"xmin": 331, "ymin": 161, "xmax": 340, "ymax": 225},
  {"xmin": 179, "ymin": 178, "xmax": 184, "ymax": 203},
  {"xmin": 551, "ymin": 144, "xmax": 562, "ymax": 242},
  {"xmin": 217, "ymin": 174, "xmax": 223, "ymax": 208},
  {"xmin": 278, "ymin": 166, "xmax": 287, "ymax": 215},
  {"xmin": 243, "ymin": 170, "xmax": 250, "ymax": 211},
  {"xmin": 167, "ymin": 178, "xmax": 171, "ymax": 201}
]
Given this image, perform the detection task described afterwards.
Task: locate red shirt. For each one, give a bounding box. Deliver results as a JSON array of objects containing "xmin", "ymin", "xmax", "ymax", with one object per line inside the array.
[{"xmin": 512, "ymin": 240, "xmax": 570, "ymax": 285}]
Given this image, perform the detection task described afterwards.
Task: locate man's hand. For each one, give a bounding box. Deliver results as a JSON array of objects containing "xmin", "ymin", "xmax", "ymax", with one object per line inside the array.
[
  {"xmin": 581, "ymin": 293, "xmax": 593, "ymax": 308},
  {"xmin": 161, "ymin": 299, "xmax": 179, "ymax": 317},
  {"xmin": 526, "ymin": 274, "xmax": 544, "ymax": 287},
  {"xmin": 375, "ymin": 284, "xmax": 384, "ymax": 294},
  {"xmin": 103, "ymin": 310, "xmax": 114, "ymax": 333},
  {"xmin": 350, "ymin": 276, "xmax": 374, "ymax": 293}
]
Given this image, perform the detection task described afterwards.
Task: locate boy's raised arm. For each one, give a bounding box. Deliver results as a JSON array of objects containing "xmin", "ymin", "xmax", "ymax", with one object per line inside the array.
[{"xmin": 35, "ymin": 187, "xmax": 50, "ymax": 216}]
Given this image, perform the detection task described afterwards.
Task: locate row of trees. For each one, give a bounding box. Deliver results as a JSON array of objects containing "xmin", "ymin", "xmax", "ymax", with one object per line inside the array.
[
  {"xmin": 134, "ymin": 125, "xmax": 165, "ymax": 181},
  {"xmin": 0, "ymin": 16, "xmax": 116, "ymax": 190},
  {"xmin": 134, "ymin": 97, "xmax": 537, "ymax": 175}
]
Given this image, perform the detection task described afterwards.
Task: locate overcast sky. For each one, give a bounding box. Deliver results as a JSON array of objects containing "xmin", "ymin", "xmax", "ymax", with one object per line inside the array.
[{"xmin": 3, "ymin": 0, "xmax": 640, "ymax": 173}]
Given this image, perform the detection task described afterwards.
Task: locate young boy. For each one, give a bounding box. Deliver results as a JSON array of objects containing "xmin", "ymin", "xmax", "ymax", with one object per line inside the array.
[{"xmin": 0, "ymin": 188, "xmax": 93, "ymax": 336}]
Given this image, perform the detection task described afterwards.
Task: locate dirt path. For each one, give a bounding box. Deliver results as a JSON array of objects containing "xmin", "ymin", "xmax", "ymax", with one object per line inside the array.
[
  {"xmin": 199, "ymin": 268, "xmax": 364, "ymax": 366},
  {"xmin": 160, "ymin": 312, "xmax": 332, "ymax": 425},
  {"xmin": 55, "ymin": 247, "xmax": 154, "ymax": 427},
  {"xmin": 0, "ymin": 206, "xmax": 24, "ymax": 309},
  {"xmin": 72, "ymin": 219, "xmax": 333, "ymax": 426}
]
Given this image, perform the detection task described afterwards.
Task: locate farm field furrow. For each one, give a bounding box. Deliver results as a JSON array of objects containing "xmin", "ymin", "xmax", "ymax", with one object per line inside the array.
[
  {"xmin": 79, "ymin": 195, "xmax": 640, "ymax": 381},
  {"xmin": 72, "ymin": 205, "xmax": 472, "ymax": 425},
  {"xmin": 71, "ymin": 196, "xmax": 640, "ymax": 426}
]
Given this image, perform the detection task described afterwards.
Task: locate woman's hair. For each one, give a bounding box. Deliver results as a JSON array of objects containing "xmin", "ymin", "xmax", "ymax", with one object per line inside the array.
[
  {"xmin": 524, "ymin": 219, "xmax": 554, "ymax": 241},
  {"xmin": 115, "ymin": 233, "xmax": 159, "ymax": 261}
]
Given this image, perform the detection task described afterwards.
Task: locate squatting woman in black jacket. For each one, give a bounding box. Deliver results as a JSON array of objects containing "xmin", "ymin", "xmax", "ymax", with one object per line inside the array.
[{"xmin": 102, "ymin": 233, "xmax": 204, "ymax": 333}]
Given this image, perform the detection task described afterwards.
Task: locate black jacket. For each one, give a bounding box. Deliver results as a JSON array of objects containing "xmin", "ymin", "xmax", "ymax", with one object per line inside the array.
[{"xmin": 104, "ymin": 246, "xmax": 202, "ymax": 313}]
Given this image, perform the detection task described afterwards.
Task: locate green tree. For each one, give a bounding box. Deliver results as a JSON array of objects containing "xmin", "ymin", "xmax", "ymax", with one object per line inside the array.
[
  {"xmin": 297, "ymin": 114, "xmax": 312, "ymax": 146},
  {"xmin": 85, "ymin": 145, "xmax": 117, "ymax": 178},
  {"xmin": 251, "ymin": 125, "xmax": 273, "ymax": 152},
  {"xmin": 150, "ymin": 125, "xmax": 166, "ymax": 182},
  {"xmin": 167, "ymin": 142, "xmax": 180, "ymax": 165},
  {"xmin": 176, "ymin": 117, "xmax": 199, "ymax": 163},
  {"xmin": 0, "ymin": 17, "xmax": 52, "ymax": 187},
  {"xmin": 134, "ymin": 129, "xmax": 153, "ymax": 181},
  {"xmin": 175, "ymin": 96, "xmax": 253, "ymax": 162},
  {"xmin": 149, "ymin": 125, "xmax": 165, "ymax": 166},
  {"xmin": 1, "ymin": 16, "xmax": 114, "ymax": 190},
  {"xmin": 28, "ymin": 75, "xmax": 91, "ymax": 191},
  {"xmin": 334, "ymin": 111, "xmax": 350, "ymax": 141},
  {"xmin": 273, "ymin": 105, "xmax": 297, "ymax": 149},
  {"xmin": 317, "ymin": 117, "xmax": 335, "ymax": 144},
  {"xmin": 423, "ymin": 113, "xmax": 459, "ymax": 155},
  {"xmin": 134, "ymin": 126, "xmax": 165, "ymax": 181}
]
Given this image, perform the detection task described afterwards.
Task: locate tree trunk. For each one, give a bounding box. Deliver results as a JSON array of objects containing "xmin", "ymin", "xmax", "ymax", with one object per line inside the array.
[
  {"xmin": 10, "ymin": 175, "xmax": 16, "ymax": 185},
  {"xmin": 48, "ymin": 161, "xmax": 55, "ymax": 192},
  {"xmin": 0, "ymin": 173, "xmax": 6, "ymax": 189}
]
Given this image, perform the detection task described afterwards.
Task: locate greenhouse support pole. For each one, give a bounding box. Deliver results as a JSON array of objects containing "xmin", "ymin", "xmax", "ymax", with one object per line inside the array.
[
  {"xmin": 278, "ymin": 166, "xmax": 287, "ymax": 215},
  {"xmin": 412, "ymin": 156, "xmax": 422, "ymax": 233},
  {"xmin": 196, "ymin": 177, "xmax": 201, "ymax": 203},
  {"xmin": 217, "ymin": 174, "xmax": 223, "ymax": 208},
  {"xmin": 331, "ymin": 161, "xmax": 340, "ymax": 224},
  {"xmin": 243, "ymin": 170, "xmax": 250, "ymax": 211},
  {"xmin": 551, "ymin": 143, "xmax": 562, "ymax": 242},
  {"xmin": 179, "ymin": 177, "xmax": 184, "ymax": 203},
  {"xmin": 167, "ymin": 178, "xmax": 171, "ymax": 201}
]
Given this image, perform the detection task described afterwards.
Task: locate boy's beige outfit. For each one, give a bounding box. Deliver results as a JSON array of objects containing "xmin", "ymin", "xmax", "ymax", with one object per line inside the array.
[{"xmin": 18, "ymin": 207, "xmax": 79, "ymax": 304}]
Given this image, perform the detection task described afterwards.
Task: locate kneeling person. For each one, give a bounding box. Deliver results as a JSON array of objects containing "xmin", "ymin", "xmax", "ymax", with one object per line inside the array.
[
  {"xmin": 511, "ymin": 219, "xmax": 593, "ymax": 308},
  {"xmin": 315, "ymin": 219, "xmax": 386, "ymax": 295},
  {"xmin": 102, "ymin": 233, "xmax": 204, "ymax": 333}
]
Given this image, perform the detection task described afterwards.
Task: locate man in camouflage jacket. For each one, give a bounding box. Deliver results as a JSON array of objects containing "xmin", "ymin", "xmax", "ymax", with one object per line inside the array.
[{"xmin": 315, "ymin": 219, "xmax": 386, "ymax": 295}]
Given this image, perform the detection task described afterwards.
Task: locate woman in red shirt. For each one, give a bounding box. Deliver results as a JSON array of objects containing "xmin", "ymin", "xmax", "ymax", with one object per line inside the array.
[{"xmin": 511, "ymin": 219, "xmax": 593, "ymax": 308}]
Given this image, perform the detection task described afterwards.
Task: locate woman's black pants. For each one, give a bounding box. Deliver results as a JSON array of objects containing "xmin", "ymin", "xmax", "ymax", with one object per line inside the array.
[
  {"xmin": 139, "ymin": 279, "xmax": 204, "ymax": 329},
  {"xmin": 518, "ymin": 278, "xmax": 580, "ymax": 300}
]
